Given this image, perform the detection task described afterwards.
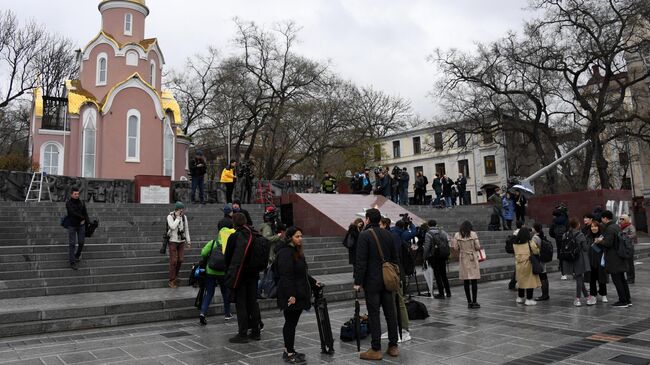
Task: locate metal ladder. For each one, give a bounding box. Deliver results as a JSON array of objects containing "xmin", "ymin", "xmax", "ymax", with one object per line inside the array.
[{"xmin": 25, "ymin": 172, "xmax": 52, "ymax": 202}]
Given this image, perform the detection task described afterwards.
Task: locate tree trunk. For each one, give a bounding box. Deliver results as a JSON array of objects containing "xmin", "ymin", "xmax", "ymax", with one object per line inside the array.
[{"xmin": 593, "ymin": 138, "xmax": 611, "ymax": 189}]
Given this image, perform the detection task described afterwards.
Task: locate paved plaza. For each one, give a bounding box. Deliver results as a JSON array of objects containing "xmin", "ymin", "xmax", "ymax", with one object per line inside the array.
[{"xmin": 0, "ymin": 259, "xmax": 648, "ymax": 365}]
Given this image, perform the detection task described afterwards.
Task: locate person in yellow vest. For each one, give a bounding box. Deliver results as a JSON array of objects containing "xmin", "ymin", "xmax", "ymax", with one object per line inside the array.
[
  {"xmin": 199, "ymin": 226, "xmax": 235, "ymax": 325},
  {"xmin": 220, "ymin": 161, "xmax": 237, "ymax": 203}
]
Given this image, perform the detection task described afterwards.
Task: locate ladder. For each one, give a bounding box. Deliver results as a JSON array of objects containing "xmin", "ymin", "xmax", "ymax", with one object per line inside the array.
[{"xmin": 25, "ymin": 172, "xmax": 52, "ymax": 202}]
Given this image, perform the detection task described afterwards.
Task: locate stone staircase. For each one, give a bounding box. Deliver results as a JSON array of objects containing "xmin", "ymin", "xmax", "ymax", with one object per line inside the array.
[{"xmin": 0, "ymin": 201, "xmax": 648, "ymax": 338}]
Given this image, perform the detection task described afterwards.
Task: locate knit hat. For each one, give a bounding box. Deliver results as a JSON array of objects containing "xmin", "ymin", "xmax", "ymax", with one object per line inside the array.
[
  {"xmin": 223, "ymin": 203, "xmax": 233, "ymax": 214},
  {"xmin": 174, "ymin": 201, "xmax": 185, "ymax": 210}
]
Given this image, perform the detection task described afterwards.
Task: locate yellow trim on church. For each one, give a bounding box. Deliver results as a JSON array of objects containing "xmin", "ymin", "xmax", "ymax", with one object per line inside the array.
[
  {"xmin": 161, "ymin": 91, "xmax": 182, "ymax": 126},
  {"xmin": 34, "ymin": 88, "xmax": 43, "ymax": 118},
  {"xmin": 66, "ymin": 80, "xmax": 100, "ymax": 114}
]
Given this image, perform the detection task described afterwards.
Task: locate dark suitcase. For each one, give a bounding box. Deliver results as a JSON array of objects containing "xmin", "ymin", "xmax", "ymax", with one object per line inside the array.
[{"xmin": 313, "ymin": 285, "xmax": 335, "ymax": 354}]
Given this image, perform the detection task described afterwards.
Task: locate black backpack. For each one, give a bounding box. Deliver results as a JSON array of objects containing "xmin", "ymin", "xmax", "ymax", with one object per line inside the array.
[
  {"xmin": 553, "ymin": 224, "xmax": 568, "ymax": 240},
  {"xmin": 246, "ymin": 229, "xmax": 271, "ymax": 272},
  {"xmin": 539, "ymin": 236, "xmax": 554, "ymax": 263},
  {"xmin": 558, "ymin": 232, "xmax": 580, "ymax": 261},
  {"xmin": 505, "ymin": 235, "xmax": 516, "ymax": 254},
  {"xmin": 427, "ymin": 230, "xmax": 450, "ymax": 260},
  {"xmin": 207, "ymin": 240, "xmax": 227, "ymax": 271},
  {"xmin": 406, "ymin": 299, "xmax": 429, "ymax": 320},
  {"xmin": 401, "ymin": 241, "xmax": 415, "ymax": 276},
  {"xmin": 616, "ymin": 232, "xmax": 634, "ymax": 259}
]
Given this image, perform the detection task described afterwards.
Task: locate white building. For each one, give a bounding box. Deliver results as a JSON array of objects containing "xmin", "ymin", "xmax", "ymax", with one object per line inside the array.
[{"xmin": 373, "ymin": 125, "xmax": 509, "ymax": 203}]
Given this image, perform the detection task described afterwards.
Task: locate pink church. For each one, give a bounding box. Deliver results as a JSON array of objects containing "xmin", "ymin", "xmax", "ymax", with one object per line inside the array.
[{"xmin": 29, "ymin": 0, "xmax": 189, "ymax": 180}]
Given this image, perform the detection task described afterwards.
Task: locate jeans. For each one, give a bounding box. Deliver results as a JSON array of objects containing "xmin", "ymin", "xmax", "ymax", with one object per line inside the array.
[
  {"xmin": 458, "ymin": 191, "xmax": 467, "ymax": 205},
  {"xmin": 67, "ymin": 225, "xmax": 86, "ymax": 264},
  {"xmin": 366, "ymin": 289, "xmax": 398, "ymax": 351},
  {"xmin": 431, "ymin": 258, "xmax": 450, "ymax": 296},
  {"xmin": 589, "ymin": 266, "xmax": 607, "ymax": 296},
  {"xmin": 518, "ymin": 288, "xmax": 533, "ymax": 300},
  {"xmin": 235, "ymin": 277, "xmax": 260, "ymax": 336},
  {"xmin": 610, "ymin": 272, "xmax": 631, "ymax": 304},
  {"xmin": 444, "ymin": 196, "xmax": 452, "ymax": 208},
  {"xmin": 168, "ymin": 242, "xmax": 185, "ymax": 282},
  {"xmin": 200, "ymin": 275, "xmax": 231, "ymax": 316},
  {"xmin": 575, "ymin": 274, "xmax": 589, "ymax": 298},
  {"xmin": 433, "ymin": 191, "xmax": 442, "ymax": 206},
  {"xmin": 283, "ymin": 309, "xmax": 302, "ymax": 353},
  {"xmin": 225, "ymin": 182, "xmax": 235, "ymax": 203},
  {"xmin": 191, "ymin": 175, "xmax": 205, "ymax": 203},
  {"xmin": 399, "ymin": 186, "xmax": 408, "ymax": 205}
]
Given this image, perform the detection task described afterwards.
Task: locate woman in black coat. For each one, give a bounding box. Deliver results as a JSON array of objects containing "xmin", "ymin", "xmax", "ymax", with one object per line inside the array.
[
  {"xmin": 586, "ymin": 221, "xmax": 608, "ymax": 303},
  {"xmin": 276, "ymin": 226, "xmax": 319, "ymax": 364},
  {"xmin": 343, "ymin": 218, "xmax": 364, "ymax": 265}
]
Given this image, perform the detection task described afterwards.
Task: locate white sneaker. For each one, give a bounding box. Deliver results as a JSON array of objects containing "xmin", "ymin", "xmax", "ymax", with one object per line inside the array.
[
  {"xmin": 598, "ymin": 295, "xmax": 608, "ymax": 303},
  {"xmin": 398, "ymin": 330, "xmax": 411, "ymax": 343},
  {"xmin": 516, "ymin": 297, "xmax": 525, "ymax": 304},
  {"xmin": 381, "ymin": 331, "xmax": 388, "ymax": 339},
  {"xmin": 573, "ymin": 298, "xmax": 582, "ymax": 307},
  {"xmin": 525, "ymin": 299, "xmax": 537, "ymax": 306},
  {"xmin": 586, "ymin": 296, "xmax": 597, "ymax": 306},
  {"xmin": 560, "ymin": 275, "xmax": 569, "ymax": 280}
]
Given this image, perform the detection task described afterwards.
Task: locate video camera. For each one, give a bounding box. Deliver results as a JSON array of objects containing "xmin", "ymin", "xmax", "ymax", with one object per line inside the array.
[
  {"xmin": 238, "ymin": 160, "xmax": 254, "ymax": 179},
  {"xmin": 392, "ymin": 165, "xmax": 401, "ymax": 177},
  {"xmin": 398, "ymin": 212, "xmax": 412, "ymax": 224}
]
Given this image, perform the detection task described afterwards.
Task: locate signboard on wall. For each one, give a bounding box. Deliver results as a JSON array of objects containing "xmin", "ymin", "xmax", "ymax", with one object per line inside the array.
[{"xmin": 140, "ymin": 185, "xmax": 170, "ymax": 204}]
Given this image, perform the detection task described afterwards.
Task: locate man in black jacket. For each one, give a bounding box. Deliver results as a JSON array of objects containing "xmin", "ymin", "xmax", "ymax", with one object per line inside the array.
[
  {"xmin": 353, "ymin": 208, "xmax": 399, "ymax": 360},
  {"xmin": 599, "ymin": 210, "xmax": 631, "ymax": 308},
  {"xmin": 232, "ymin": 199, "xmax": 253, "ymax": 227},
  {"xmin": 65, "ymin": 187, "xmax": 89, "ymax": 270},
  {"xmin": 373, "ymin": 170, "xmax": 391, "ymax": 198},
  {"xmin": 189, "ymin": 150, "xmax": 207, "ymax": 204},
  {"xmin": 224, "ymin": 213, "xmax": 260, "ymax": 343}
]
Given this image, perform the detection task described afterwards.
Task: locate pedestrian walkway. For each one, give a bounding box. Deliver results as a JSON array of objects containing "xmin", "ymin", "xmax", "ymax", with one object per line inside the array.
[{"xmin": 0, "ymin": 258, "xmax": 648, "ymax": 365}]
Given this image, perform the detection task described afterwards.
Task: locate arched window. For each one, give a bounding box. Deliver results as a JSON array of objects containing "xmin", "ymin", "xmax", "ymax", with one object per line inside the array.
[
  {"xmin": 163, "ymin": 121, "xmax": 174, "ymax": 176},
  {"xmin": 41, "ymin": 142, "xmax": 63, "ymax": 175},
  {"xmin": 126, "ymin": 50, "xmax": 138, "ymax": 66},
  {"xmin": 149, "ymin": 60, "xmax": 156, "ymax": 88},
  {"xmin": 82, "ymin": 109, "xmax": 97, "ymax": 178},
  {"xmin": 96, "ymin": 53, "xmax": 108, "ymax": 86},
  {"xmin": 126, "ymin": 109, "xmax": 140, "ymax": 162},
  {"xmin": 124, "ymin": 13, "xmax": 133, "ymax": 36}
]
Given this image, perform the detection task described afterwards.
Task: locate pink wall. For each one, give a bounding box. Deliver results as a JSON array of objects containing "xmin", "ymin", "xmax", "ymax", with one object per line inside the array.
[
  {"xmin": 99, "ymin": 87, "xmax": 163, "ymax": 179},
  {"xmin": 101, "ymin": 7, "xmax": 145, "ymax": 44},
  {"xmin": 528, "ymin": 189, "xmax": 633, "ymax": 225}
]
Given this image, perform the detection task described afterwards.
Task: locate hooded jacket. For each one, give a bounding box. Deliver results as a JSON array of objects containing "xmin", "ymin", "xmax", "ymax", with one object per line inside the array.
[{"xmin": 275, "ymin": 242, "xmax": 317, "ymax": 311}]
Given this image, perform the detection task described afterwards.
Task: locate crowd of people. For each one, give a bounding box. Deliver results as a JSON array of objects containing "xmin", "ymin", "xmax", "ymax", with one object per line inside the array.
[
  {"xmin": 153, "ymin": 196, "xmax": 639, "ymax": 363},
  {"xmin": 487, "ymin": 186, "xmax": 528, "ymax": 231}
]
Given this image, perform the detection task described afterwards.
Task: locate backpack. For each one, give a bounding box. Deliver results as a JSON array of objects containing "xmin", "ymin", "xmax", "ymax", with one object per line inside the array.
[
  {"xmin": 431, "ymin": 230, "xmax": 450, "ymax": 259},
  {"xmin": 207, "ymin": 240, "xmax": 227, "ymax": 272},
  {"xmin": 539, "ymin": 236, "xmax": 554, "ymax": 263},
  {"xmin": 616, "ymin": 232, "xmax": 634, "ymax": 259},
  {"xmin": 406, "ymin": 299, "xmax": 429, "ymax": 320},
  {"xmin": 558, "ymin": 232, "xmax": 580, "ymax": 262},
  {"xmin": 505, "ymin": 235, "xmax": 516, "ymax": 254},
  {"xmin": 553, "ymin": 224, "xmax": 568, "ymax": 240},
  {"xmin": 339, "ymin": 315, "xmax": 369, "ymax": 342},
  {"xmin": 246, "ymin": 228, "xmax": 271, "ymax": 272},
  {"xmin": 400, "ymin": 241, "xmax": 415, "ymax": 276}
]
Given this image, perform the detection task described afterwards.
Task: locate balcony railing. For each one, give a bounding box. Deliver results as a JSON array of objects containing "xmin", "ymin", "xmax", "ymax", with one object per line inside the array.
[{"xmin": 41, "ymin": 96, "xmax": 69, "ymax": 131}]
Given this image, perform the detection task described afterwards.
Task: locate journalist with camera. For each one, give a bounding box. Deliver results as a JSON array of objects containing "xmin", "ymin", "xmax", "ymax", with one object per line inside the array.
[
  {"xmin": 166, "ymin": 201, "xmax": 191, "ymax": 288},
  {"xmin": 237, "ymin": 161, "xmax": 255, "ymax": 204}
]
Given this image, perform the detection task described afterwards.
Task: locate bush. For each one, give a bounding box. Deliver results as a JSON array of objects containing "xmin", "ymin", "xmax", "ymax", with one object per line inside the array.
[{"xmin": 0, "ymin": 154, "xmax": 33, "ymax": 172}]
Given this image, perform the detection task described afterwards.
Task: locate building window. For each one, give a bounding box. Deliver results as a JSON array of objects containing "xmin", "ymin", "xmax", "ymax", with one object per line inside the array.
[
  {"xmin": 435, "ymin": 163, "xmax": 446, "ymax": 176},
  {"xmin": 126, "ymin": 51, "xmax": 138, "ymax": 66},
  {"xmin": 434, "ymin": 132, "xmax": 443, "ymax": 151},
  {"xmin": 124, "ymin": 13, "xmax": 133, "ymax": 36},
  {"xmin": 96, "ymin": 53, "xmax": 108, "ymax": 86},
  {"xmin": 393, "ymin": 141, "xmax": 401, "ymax": 158},
  {"xmin": 163, "ymin": 122, "xmax": 174, "ymax": 176},
  {"xmin": 126, "ymin": 109, "xmax": 140, "ymax": 162},
  {"xmin": 483, "ymin": 131, "xmax": 494, "ymax": 144},
  {"xmin": 82, "ymin": 109, "xmax": 96, "ymax": 178},
  {"xmin": 150, "ymin": 60, "xmax": 156, "ymax": 88},
  {"xmin": 457, "ymin": 132, "xmax": 466, "ymax": 148},
  {"xmin": 41, "ymin": 142, "xmax": 62, "ymax": 175},
  {"xmin": 484, "ymin": 155, "xmax": 496, "ymax": 175},
  {"xmin": 458, "ymin": 159, "xmax": 469, "ymax": 178},
  {"xmin": 413, "ymin": 137, "xmax": 421, "ymax": 155},
  {"xmin": 374, "ymin": 144, "xmax": 382, "ymax": 160}
]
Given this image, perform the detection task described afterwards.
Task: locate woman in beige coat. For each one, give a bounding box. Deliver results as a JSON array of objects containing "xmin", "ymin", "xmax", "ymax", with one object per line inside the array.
[
  {"xmin": 513, "ymin": 227, "xmax": 541, "ymax": 306},
  {"xmin": 451, "ymin": 221, "xmax": 482, "ymax": 309}
]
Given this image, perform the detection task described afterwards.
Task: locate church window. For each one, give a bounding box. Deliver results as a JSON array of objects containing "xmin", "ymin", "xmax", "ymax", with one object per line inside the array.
[
  {"xmin": 150, "ymin": 60, "xmax": 156, "ymax": 88},
  {"xmin": 126, "ymin": 109, "xmax": 140, "ymax": 162},
  {"xmin": 41, "ymin": 142, "xmax": 62, "ymax": 175},
  {"xmin": 82, "ymin": 109, "xmax": 96, "ymax": 178},
  {"xmin": 163, "ymin": 121, "xmax": 174, "ymax": 176},
  {"xmin": 124, "ymin": 13, "xmax": 133, "ymax": 36},
  {"xmin": 96, "ymin": 53, "xmax": 108, "ymax": 86}
]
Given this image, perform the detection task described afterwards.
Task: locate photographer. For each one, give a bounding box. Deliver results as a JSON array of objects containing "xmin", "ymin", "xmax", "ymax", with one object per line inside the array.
[
  {"xmin": 166, "ymin": 202, "xmax": 191, "ymax": 288},
  {"xmin": 398, "ymin": 168, "xmax": 410, "ymax": 205},
  {"xmin": 374, "ymin": 169, "xmax": 392, "ymax": 198},
  {"xmin": 391, "ymin": 166, "xmax": 400, "ymax": 203},
  {"xmin": 237, "ymin": 161, "xmax": 255, "ymax": 204}
]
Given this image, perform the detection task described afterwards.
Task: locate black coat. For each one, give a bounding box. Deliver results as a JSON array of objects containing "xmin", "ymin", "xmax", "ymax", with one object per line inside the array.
[
  {"xmin": 224, "ymin": 227, "xmax": 257, "ymax": 288},
  {"xmin": 217, "ymin": 215, "xmax": 234, "ymax": 230},
  {"xmin": 376, "ymin": 175, "xmax": 391, "ymax": 197},
  {"xmin": 441, "ymin": 178, "xmax": 453, "ymax": 197},
  {"xmin": 343, "ymin": 225, "xmax": 361, "ymax": 265},
  {"xmin": 66, "ymin": 198, "xmax": 89, "ymax": 228},
  {"xmin": 354, "ymin": 225, "xmax": 398, "ymax": 293},
  {"xmin": 235, "ymin": 208, "xmax": 253, "ymax": 227},
  {"xmin": 189, "ymin": 157, "xmax": 207, "ymax": 177},
  {"xmin": 586, "ymin": 233, "xmax": 608, "ymax": 283},
  {"xmin": 601, "ymin": 221, "xmax": 629, "ymax": 274},
  {"xmin": 275, "ymin": 242, "xmax": 317, "ymax": 311}
]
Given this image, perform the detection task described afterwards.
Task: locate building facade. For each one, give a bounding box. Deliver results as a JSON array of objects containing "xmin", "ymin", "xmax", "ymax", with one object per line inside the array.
[
  {"xmin": 373, "ymin": 126, "xmax": 510, "ymax": 204},
  {"xmin": 29, "ymin": 0, "xmax": 189, "ymax": 180}
]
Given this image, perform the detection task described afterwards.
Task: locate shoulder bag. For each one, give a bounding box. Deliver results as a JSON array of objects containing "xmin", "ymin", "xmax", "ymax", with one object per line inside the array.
[
  {"xmin": 528, "ymin": 242, "xmax": 543, "ymax": 275},
  {"xmin": 369, "ymin": 229, "xmax": 401, "ymax": 292}
]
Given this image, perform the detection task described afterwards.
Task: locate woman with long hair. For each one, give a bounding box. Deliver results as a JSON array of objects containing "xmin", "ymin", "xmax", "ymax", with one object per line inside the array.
[
  {"xmin": 587, "ymin": 220, "xmax": 608, "ymax": 303},
  {"xmin": 343, "ymin": 218, "xmax": 364, "ymax": 265},
  {"xmin": 451, "ymin": 221, "xmax": 482, "ymax": 308},
  {"xmin": 513, "ymin": 227, "xmax": 541, "ymax": 306},
  {"xmin": 275, "ymin": 226, "xmax": 320, "ymax": 364}
]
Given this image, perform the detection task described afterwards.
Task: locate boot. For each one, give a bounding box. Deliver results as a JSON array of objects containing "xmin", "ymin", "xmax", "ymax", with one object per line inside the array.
[{"xmin": 536, "ymin": 278, "xmax": 549, "ymax": 301}]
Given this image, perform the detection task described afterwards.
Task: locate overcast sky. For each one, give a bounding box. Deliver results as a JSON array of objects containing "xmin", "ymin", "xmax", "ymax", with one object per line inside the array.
[{"xmin": 5, "ymin": 0, "xmax": 535, "ymax": 118}]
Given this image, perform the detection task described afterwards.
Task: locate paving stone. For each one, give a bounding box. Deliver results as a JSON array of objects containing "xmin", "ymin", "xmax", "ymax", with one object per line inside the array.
[{"xmin": 57, "ymin": 352, "xmax": 95, "ymax": 364}]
